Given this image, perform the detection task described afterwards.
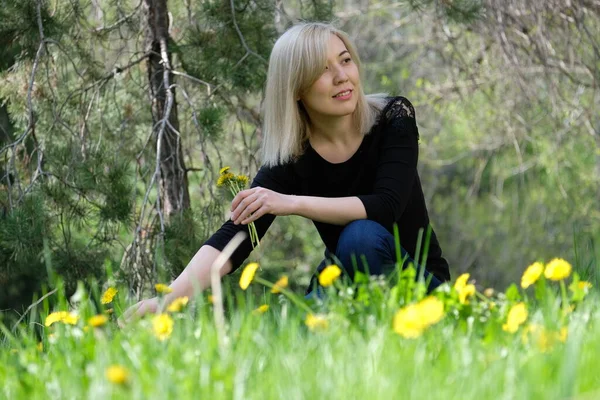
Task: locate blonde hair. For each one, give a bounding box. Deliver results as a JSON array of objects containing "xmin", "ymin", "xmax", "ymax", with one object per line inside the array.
[{"xmin": 261, "ymin": 22, "xmax": 389, "ymax": 167}]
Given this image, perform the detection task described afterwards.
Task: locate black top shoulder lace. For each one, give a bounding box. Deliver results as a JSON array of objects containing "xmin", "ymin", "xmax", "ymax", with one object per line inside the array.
[
  {"xmin": 384, "ymin": 96, "xmax": 416, "ymax": 120},
  {"xmin": 381, "ymin": 96, "xmax": 419, "ymax": 140}
]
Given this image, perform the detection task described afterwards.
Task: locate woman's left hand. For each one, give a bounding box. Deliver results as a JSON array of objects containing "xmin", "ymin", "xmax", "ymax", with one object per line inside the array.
[{"xmin": 230, "ymin": 187, "xmax": 293, "ymax": 225}]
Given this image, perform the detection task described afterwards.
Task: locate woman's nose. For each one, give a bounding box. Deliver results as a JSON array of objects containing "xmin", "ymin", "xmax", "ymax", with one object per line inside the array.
[{"xmin": 333, "ymin": 66, "xmax": 349, "ymax": 84}]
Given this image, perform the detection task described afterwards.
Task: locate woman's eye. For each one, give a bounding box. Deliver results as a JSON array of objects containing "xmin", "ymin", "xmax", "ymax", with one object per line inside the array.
[{"xmin": 344, "ymin": 58, "xmax": 352, "ymax": 63}]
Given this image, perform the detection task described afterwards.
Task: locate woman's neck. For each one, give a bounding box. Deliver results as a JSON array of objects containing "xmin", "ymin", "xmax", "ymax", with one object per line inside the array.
[{"xmin": 308, "ymin": 114, "xmax": 360, "ymax": 146}]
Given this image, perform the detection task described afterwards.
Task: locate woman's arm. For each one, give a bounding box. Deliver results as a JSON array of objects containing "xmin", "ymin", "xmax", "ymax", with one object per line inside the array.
[
  {"xmin": 164, "ymin": 245, "xmax": 232, "ymax": 300},
  {"xmin": 291, "ymin": 195, "xmax": 366, "ymax": 225},
  {"xmin": 356, "ymin": 97, "xmax": 419, "ymax": 228},
  {"xmin": 119, "ymin": 245, "xmax": 231, "ymax": 324},
  {"xmin": 230, "ymin": 187, "xmax": 367, "ymax": 227}
]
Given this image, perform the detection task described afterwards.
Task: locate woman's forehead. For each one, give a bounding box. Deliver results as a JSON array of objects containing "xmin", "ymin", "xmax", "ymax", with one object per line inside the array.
[
  {"xmin": 327, "ymin": 33, "xmax": 347, "ymax": 55},
  {"xmin": 327, "ymin": 34, "xmax": 348, "ymax": 55}
]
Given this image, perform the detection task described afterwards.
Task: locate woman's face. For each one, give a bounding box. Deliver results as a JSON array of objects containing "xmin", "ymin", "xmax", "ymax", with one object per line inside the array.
[{"xmin": 299, "ymin": 34, "xmax": 360, "ymax": 121}]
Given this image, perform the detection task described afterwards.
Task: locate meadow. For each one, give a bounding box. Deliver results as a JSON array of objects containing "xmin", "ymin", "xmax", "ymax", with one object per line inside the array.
[
  {"xmin": 1, "ymin": 256, "xmax": 598, "ymax": 400},
  {"xmin": 2, "ymin": 1, "xmax": 600, "ymax": 398}
]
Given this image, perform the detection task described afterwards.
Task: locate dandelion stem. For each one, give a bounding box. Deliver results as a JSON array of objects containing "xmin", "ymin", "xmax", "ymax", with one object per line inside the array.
[
  {"xmin": 560, "ymin": 280, "xmax": 568, "ymax": 316},
  {"xmin": 254, "ymin": 277, "xmax": 313, "ymax": 314},
  {"xmin": 474, "ymin": 291, "xmax": 491, "ymax": 304}
]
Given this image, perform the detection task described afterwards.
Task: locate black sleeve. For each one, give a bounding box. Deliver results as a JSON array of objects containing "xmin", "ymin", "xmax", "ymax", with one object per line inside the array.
[
  {"xmin": 356, "ymin": 96, "xmax": 419, "ymax": 225},
  {"xmin": 203, "ymin": 163, "xmax": 295, "ymax": 274}
]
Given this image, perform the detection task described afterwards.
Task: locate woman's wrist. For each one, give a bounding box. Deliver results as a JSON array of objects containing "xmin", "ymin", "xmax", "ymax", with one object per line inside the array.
[{"xmin": 287, "ymin": 194, "xmax": 302, "ymax": 216}]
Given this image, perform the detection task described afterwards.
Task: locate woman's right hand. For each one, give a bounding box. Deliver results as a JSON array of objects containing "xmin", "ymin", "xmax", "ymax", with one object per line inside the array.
[{"xmin": 118, "ymin": 297, "xmax": 160, "ymax": 328}]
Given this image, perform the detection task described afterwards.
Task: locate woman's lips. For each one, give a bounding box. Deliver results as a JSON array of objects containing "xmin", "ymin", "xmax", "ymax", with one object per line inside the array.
[{"xmin": 332, "ymin": 89, "xmax": 352, "ymax": 100}]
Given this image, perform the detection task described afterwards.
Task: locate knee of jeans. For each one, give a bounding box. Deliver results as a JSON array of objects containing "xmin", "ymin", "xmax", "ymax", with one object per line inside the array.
[{"xmin": 336, "ymin": 220, "xmax": 387, "ymax": 255}]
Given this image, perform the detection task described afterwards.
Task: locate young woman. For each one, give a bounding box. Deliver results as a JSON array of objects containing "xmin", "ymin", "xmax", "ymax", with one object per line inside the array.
[{"xmin": 122, "ymin": 22, "xmax": 450, "ymax": 321}]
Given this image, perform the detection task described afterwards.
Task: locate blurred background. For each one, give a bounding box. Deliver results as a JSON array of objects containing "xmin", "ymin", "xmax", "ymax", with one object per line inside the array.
[{"xmin": 1, "ymin": 0, "xmax": 598, "ymax": 318}]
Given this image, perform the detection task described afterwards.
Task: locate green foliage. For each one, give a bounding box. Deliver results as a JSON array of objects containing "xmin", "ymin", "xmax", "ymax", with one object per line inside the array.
[
  {"xmin": 0, "ymin": 194, "xmax": 47, "ymax": 268},
  {"xmin": 178, "ymin": 1, "xmax": 277, "ymax": 94},
  {"xmin": 406, "ymin": 0, "xmax": 484, "ymax": 23},
  {"xmin": 0, "ymin": 0, "xmax": 62, "ymax": 69},
  {"xmin": 163, "ymin": 208, "xmax": 206, "ymax": 278},
  {"xmin": 198, "ymin": 104, "xmax": 227, "ymax": 140},
  {"xmin": 297, "ymin": 0, "xmax": 334, "ymax": 21},
  {"xmin": 0, "ymin": 194, "xmax": 48, "ymax": 311},
  {"xmin": 0, "ymin": 139, "xmax": 136, "ymax": 313}
]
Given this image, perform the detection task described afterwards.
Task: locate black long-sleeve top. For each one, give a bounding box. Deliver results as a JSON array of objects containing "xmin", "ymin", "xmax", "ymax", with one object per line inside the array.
[{"xmin": 204, "ymin": 96, "xmax": 451, "ymax": 282}]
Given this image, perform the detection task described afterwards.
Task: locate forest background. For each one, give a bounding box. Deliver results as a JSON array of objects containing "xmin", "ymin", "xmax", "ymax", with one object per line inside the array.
[{"xmin": 1, "ymin": 0, "xmax": 599, "ymax": 319}]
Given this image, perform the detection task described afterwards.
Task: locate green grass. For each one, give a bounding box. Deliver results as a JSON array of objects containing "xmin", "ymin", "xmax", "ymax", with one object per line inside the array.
[{"xmin": 1, "ymin": 264, "xmax": 599, "ymax": 400}]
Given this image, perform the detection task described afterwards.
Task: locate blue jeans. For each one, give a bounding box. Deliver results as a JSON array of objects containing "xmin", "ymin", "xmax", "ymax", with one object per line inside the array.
[{"xmin": 304, "ymin": 220, "xmax": 443, "ymax": 299}]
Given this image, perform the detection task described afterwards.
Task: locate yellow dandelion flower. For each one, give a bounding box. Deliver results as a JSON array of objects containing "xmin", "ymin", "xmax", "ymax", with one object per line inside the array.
[
  {"xmin": 152, "ymin": 314, "xmax": 174, "ymax": 341},
  {"xmin": 236, "ymin": 174, "xmax": 250, "ymax": 187},
  {"xmin": 525, "ymin": 326, "xmax": 568, "ymax": 352},
  {"xmin": 544, "ymin": 258, "xmax": 572, "ymax": 281},
  {"xmin": 502, "ymin": 302, "xmax": 528, "ymax": 333},
  {"xmin": 45, "ymin": 311, "xmax": 80, "ymax": 327},
  {"xmin": 239, "ymin": 262, "xmax": 259, "ymax": 290},
  {"xmin": 559, "ymin": 326, "xmax": 568, "ymax": 343},
  {"xmin": 63, "ymin": 313, "xmax": 79, "ymax": 325},
  {"xmin": 318, "ymin": 264, "xmax": 342, "ymax": 287},
  {"xmin": 101, "ymin": 287, "xmax": 118, "ymax": 304},
  {"xmin": 418, "ymin": 296, "xmax": 445, "ymax": 326},
  {"xmin": 458, "ymin": 284, "xmax": 476, "ymax": 305},
  {"xmin": 393, "ymin": 297, "xmax": 444, "ymax": 339},
  {"xmin": 305, "ymin": 313, "xmax": 329, "ymax": 332},
  {"xmin": 105, "ymin": 365, "xmax": 129, "ymax": 385},
  {"xmin": 560, "ymin": 303, "xmax": 575, "ymax": 318},
  {"xmin": 454, "ymin": 273, "xmax": 470, "ymax": 292},
  {"xmin": 217, "ymin": 172, "xmax": 235, "ymax": 188},
  {"xmin": 271, "ymin": 275, "xmax": 289, "ymax": 294},
  {"xmin": 393, "ymin": 303, "xmax": 425, "ymax": 339},
  {"xmin": 520, "ymin": 323, "xmax": 540, "ymax": 345},
  {"xmin": 219, "ymin": 166, "xmax": 231, "ymax": 175},
  {"xmin": 155, "ymin": 283, "xmax": 173, "ymax": 294},
  {"xmin": 577, "ymin": 281, "xmax": 592, "ymax": 290},
  {"xmin": 253, "ymin": 304, "xmax": 269, "ymax": 315},
  {"xmin": 166, "ymin": 296, "xmax": 189, "ymax": 313},
  {"xmin": 88, "ymin": 314, "xmax": 109, "ymax": 328},
  {"xmin": 537, "ymin": 329, "xmax": 552, "ymax": 352},
  {"xmin": 44, "ymin": 312, "xmax": 64, "ymax": 327},
  {"xmin": 521, "ymin": 262, "xmax": 544, "ymax": 288},
  {"xmin": 541, "ymin": 328, "xmax": 566, "ymax": 351}
]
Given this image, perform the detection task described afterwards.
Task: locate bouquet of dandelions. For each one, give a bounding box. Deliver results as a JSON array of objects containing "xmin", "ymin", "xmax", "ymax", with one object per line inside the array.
[{"xmin": 217, "ymin": 166, "xmax": 259, "ymax": 248}]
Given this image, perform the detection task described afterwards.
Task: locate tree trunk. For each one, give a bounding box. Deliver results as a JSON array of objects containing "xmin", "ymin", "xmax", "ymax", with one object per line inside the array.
[{"xmin": 143, "ymin": 0, "xmax": 190, "ymax": 217}]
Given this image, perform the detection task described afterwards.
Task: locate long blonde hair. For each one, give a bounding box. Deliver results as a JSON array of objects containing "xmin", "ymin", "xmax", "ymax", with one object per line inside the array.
[{"xmin": 261, "ymin": 22, "xmax": 388, "ymax": 167}]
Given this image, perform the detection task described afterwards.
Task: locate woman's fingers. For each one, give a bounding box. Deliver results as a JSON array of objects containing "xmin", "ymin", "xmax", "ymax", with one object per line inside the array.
[
  {"xmin": 122, "ymin": 301, "xmax": 142, "ymax": 319},
  {"xmin": 241, "ymin": 205, "xmax": 267, "ymax": 224},
  {"xmin": 236, "ymin": 196, "xmax": 264, "ymax": 224},
  {"xmin": 231, "ymin": 192, "xmax": 259, "ymax": 223},
  {"xmin": 117, "ymin": 301, "xmax": 143, "ymax": 328},
  {"xmin": 231, "ymin": 188, "xmax": 256, "ymax": 212},
  {"xmin": 117, "ymin": 298, "xmax": 158, "ymax": 328}
]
